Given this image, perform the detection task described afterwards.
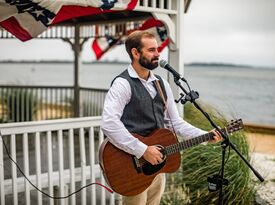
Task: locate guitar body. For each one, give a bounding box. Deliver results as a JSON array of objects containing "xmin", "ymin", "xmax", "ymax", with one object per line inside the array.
[
  {"xmin": 99, "ymin": 128, "xmax": 181, "ymax": 196},
  {"xmin": 99, "ymin": 119, "xmax": 244, "ymax": 196}
]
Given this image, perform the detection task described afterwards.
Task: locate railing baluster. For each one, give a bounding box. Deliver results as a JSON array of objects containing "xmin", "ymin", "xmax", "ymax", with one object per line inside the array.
[
  {"xmin": 144, "ymin": 0, "xmax": 148, "ymax": 7},
  {"xmin": 69, "ymin": 129, "xmax": 76, "ymax": 205},
  {"xmin": 45, "ymin": 88, "xmax": 48, "ymax": 120},
  {"xmin": 160, "ymin": 0, "xmax": 164, "ymax": 9},
  {"xmin": 21, "ymin": 88, "xmax": 24, "ymax": 121},
  {"xmin": 40, "ymin": 88, "xmax": 44, "ymax": 121},
  {"xmin": 35, "ymin": 132, "xmax": 42, "ymax": 205},
  {"xmin": 50, "ymin": 88, "xmax": 53, "ymax": 119},
  {"xmin": 61, "ymin": 88, "xmax": 64, "ymax": 119},
  {"xmin": 168, "ymin": 0, "xmax": 172, "ymax": 10},
  {"xmin": 47, "ymin": 131, "xmax": 54, "ymax": 205},
  {"xmin": 26, "ymin": 88, "xmax": 30, "ymax": 121},
  {"xmin": 99, "ymin": 131, "xmax": 106, "ymax": 205},
  {"xmin": 58, "ymin": 129, "xmax": 65, "ymax": 205},
  {"xmin": 0, "ymin": 88, "xmax": 3, "ymax": 119},
  {"xmin": 11, "ymin": 134, "xmax": 18, "ymax": 205},
  {"xmin": 79, "ymin": 127, "xmax": 87, "ymax": 205},
  {"xmin": 23, "ymin": 133, "xmax": 30, "ymax": 205},
  {"xmin": 152, "ymin": 0, "xmax": 156, "ymax": 8},
  {"xmin": 36, "ymin": 88, "xmax": 40, "ymax": 120},
  {"xmin": 67, "ymin": 88, "xmax": 70, "ymax": 118},
  {"xmin": 89, "ymin": 127, "xmax": 96, "ymax": 205},
  {"xmin": 11, "ymin": 89, "xmax": 14, "ymax": 121},
  {"xmin": 15, "ymin": 90, "xmax": 19, "ymax": 122},
  {"xmin": 0, "ymin": 135, "xmax": 5, "ymax": 205}
]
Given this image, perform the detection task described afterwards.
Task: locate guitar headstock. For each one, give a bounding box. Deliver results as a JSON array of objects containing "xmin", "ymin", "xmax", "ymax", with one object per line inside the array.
[{"xmin": 226, "ymin": 119, "xmax": 244, "ymax": 134}]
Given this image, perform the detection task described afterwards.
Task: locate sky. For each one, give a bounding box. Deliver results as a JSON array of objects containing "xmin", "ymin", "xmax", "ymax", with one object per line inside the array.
[{"xmin": 0, "ymin": 0, "xmax": 275, "ymax": 68}]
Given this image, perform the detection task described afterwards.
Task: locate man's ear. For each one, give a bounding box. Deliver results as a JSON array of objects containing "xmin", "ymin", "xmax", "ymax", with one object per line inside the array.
[{"xmin": 131, "ymin": 48, "xmax": 140, "ymax": 60}]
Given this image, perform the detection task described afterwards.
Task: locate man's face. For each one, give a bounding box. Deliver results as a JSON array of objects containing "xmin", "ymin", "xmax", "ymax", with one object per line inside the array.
[{"xmin": 138, "ymin": 37, "xmax": 160, "ymax": 70}]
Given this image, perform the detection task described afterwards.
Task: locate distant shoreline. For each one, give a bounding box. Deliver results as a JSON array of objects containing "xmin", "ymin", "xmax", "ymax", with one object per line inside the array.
[{"xmin": 0, "ymin": 60, "xmax": 274, "ymax": 69}]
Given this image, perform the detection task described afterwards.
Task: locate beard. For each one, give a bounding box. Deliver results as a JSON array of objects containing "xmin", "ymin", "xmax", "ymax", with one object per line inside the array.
[{"xmin": 139, "ymin": 55, "xmax": 159, "ymax": 70}]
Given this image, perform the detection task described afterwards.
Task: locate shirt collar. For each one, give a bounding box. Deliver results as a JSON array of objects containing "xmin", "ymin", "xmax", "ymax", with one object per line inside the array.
[{"xmin": 127, "ymin": 64, "xmax": 159, "ymax": 82}]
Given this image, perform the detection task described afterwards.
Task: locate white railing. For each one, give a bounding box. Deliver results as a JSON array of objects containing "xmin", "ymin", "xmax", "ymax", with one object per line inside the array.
[
  {"xmin": 135, "ymin": 0, "xmax": 176, "ymax": 14},
  {"xmin": 0, "ymin": 117, "xmax": 117, "ymax": 205}
]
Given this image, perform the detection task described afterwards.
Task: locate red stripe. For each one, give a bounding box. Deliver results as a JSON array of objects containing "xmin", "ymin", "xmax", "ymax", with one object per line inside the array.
[
  {"xmin": 52, "ymin": 6, "xmax": 113, "ymax": 25},
  {"xmin": 139, "ymin": 18, "xmax": 163, "ymax": 30},
  {"xmin": 127, "ymin": 0, "xmax": 138, "ymax": 10},
  {"xmin": 91, "ymin": 38, "xmax": 104, "ymax": 60},
  {"xmin": 0, "ymin": 17, "xmax": 32, "ymax": 41},
  {"xmin": 52, "ymin": 1, "xmax": 138, "ymax": 25},
  {"xmin": 158, "ymin": 38, "xmax": 170, "ymax": 52}
]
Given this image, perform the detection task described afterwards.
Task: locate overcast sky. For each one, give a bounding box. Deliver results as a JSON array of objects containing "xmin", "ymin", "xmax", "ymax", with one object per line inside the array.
[{"xmin": 0, "ymin": 0, "xmax": 275, "ymax": 68}]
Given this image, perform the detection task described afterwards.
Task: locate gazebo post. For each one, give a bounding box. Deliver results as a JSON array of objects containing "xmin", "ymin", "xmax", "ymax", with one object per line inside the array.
[
  {"xmin": 63, "ymin": 24, "xmax": 88, "ymax": 117},
  {"xmin": 73, "ymin": 24, "xmax": 81, "ymax": 117}
]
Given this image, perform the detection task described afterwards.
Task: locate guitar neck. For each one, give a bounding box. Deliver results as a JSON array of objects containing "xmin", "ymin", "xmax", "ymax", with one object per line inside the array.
[{"xmin": 163, "ymin": 128, "xmax": 226, "ymax": 156}]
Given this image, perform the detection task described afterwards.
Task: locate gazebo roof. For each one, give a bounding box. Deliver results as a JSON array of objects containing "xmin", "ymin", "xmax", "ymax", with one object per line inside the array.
[{"xmin": 0, "ymin": 0, "xmax": 191, "ymax": 40}]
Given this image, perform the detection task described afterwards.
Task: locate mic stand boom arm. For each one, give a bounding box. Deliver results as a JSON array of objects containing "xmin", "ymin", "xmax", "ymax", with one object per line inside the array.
[{"xmin": 171, "ymin": 74, "xmax": 264, "ymax": 205}]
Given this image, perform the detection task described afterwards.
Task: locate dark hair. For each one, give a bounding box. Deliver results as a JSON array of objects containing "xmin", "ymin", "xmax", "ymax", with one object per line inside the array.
[{"xmin": 125, "ymin": 30, "xmax": 156, "ymax": 60}]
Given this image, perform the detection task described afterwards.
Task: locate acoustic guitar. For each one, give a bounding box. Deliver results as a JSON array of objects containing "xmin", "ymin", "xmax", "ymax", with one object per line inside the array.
[{"xmin": 99, "ymin": 119, "xmax": 243, "ymax": 196}]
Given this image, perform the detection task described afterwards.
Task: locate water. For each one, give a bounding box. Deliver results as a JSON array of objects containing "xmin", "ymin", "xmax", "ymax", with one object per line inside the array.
[{"xmin": 0, "ymin": 62, "xmax": 275, "ymax": 125}]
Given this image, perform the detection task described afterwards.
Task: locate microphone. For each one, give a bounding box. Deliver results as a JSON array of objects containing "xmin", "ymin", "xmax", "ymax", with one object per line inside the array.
[{"xmin": 159, "ymin": 60, "xmax": 187, "ymax": 82}]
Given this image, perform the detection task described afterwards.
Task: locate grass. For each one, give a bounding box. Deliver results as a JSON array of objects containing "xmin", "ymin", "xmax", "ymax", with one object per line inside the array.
[{"xmin": 161, "ymin": 102, "xmax": 257, "ymax": 205}]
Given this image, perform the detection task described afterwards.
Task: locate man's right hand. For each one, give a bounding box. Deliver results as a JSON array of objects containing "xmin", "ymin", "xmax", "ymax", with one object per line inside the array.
[{"xmin": 142, "ymin": 146, "xmax": 163, "ymax": 165}]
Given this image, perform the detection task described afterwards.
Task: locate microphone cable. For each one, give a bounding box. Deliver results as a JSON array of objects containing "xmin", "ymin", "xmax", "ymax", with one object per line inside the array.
[{"xmin": 0, "ymin": 133, "xmax": 113, "ymax": 200}]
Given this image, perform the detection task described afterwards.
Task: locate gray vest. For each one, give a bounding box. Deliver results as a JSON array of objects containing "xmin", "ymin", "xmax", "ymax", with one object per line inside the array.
[{"xmin": 114, "ymin": 70, "xmax": 167, "ymax": 136}]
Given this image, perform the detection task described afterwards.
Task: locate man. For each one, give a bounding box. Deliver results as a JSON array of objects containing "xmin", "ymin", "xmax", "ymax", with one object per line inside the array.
[{"xmin": 101, "ymin": 30, "xmax": 221, "ymax": 205}]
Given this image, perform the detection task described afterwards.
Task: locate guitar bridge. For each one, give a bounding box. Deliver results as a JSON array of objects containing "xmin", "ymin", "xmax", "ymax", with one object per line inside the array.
[{"xmin": 133, "ymin": 156, "xmax": 143, "ymax": 174}]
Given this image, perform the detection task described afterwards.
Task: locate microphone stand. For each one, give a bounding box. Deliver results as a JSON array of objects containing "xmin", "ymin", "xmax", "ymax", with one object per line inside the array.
[{"xmin": 171, "ymin": 74, "xmax": 264, "ymax": 205}]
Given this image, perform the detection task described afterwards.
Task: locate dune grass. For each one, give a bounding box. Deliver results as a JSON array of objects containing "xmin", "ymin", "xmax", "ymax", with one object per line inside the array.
[{"xmin": 161, "ymin": 103, "xmax": 257, "ymax": 205}]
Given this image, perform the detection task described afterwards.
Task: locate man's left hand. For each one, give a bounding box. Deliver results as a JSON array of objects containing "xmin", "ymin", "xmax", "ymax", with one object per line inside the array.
[{"xmin": 209, "ymin": 129, "xmax": 223, "ymax": 143}]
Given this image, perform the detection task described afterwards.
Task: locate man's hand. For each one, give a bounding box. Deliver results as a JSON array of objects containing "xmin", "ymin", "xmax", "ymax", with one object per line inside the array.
[
  {"xmin": 209, "ymin": 129, "xmax": 223, "ymax": 143},
  {"xmin": 143, "ymin": 146, "xmax": 163, "ymax": 165}
]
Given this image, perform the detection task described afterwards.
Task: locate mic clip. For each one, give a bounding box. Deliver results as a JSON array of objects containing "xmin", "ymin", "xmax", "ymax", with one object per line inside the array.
[{"xmin": 175, "ymin": 91, "xmax": 199, "ymax": 104}]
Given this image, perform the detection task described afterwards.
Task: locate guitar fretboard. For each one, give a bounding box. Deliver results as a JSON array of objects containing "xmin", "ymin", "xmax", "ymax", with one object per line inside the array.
[{"xmin": 164, "ymin": 128, "xmax": 226, "ymax": 156}]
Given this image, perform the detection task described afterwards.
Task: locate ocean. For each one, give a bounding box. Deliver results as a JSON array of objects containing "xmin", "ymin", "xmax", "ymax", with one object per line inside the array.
[{"xmin": 0, "ymin": 62, "xmax": 275, "ymax": 125}]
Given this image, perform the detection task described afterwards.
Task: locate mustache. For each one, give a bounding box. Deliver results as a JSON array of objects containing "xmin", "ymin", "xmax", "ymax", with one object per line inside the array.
[{"xmin": 151, "ymin": 57, "xmax": 159, "ymax": 61}]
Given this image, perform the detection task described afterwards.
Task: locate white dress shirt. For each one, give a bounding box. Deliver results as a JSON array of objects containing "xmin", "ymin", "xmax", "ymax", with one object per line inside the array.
[{"xmin": 101, "ymin": 64, "xmax": 207, "ymax": 159}]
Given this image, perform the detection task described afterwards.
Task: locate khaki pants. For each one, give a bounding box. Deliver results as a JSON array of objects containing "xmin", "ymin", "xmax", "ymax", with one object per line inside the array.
[{"xmin": 122, "ymin": 174, "xmax": 166, "ymax": 205}]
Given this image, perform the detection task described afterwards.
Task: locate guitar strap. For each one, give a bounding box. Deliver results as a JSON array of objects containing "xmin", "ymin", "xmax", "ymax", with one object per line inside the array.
[
  {"xmin": 154, "ymin": 80, "xmax": 167, "ymax": 109},
  {"xmin": 154, "ymin": 79, "xmax": 178, "ymax": 136}
]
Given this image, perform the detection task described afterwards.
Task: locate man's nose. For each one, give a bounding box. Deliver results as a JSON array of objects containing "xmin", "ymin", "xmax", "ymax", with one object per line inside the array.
[{"xmin": 155, "ymin": 50, "xmax": 160, "ymax": 57}]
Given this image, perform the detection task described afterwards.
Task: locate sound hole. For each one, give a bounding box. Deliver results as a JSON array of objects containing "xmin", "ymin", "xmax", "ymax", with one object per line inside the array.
[{"xmin": 142, "ymin": 159, "xmax": 166, "ymax": 175}]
